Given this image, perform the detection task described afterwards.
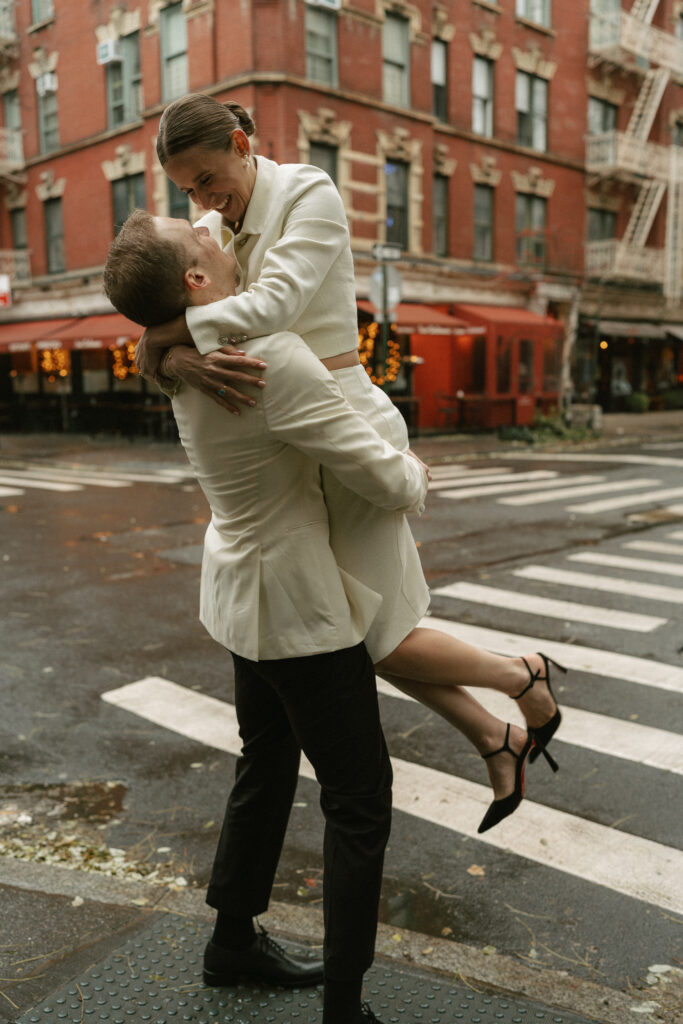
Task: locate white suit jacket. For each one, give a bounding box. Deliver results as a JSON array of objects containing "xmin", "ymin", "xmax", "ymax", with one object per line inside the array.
[
  {"xmin": 171, "ymin": 330, "xmax": 427, "ymax": 662},
  {"xmin": 186, "ymin": 156, "xmax": 359, "ymax": 360}
]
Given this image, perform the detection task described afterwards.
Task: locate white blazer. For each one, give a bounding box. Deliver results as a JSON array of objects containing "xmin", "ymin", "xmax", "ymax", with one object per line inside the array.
[
  {"xmin": 171, "ymin": 330, "xmax": 427, "ymax": 662},
  {"xmin": 186, "ymin": 156, "xmax": 359, "ymax": 360}
]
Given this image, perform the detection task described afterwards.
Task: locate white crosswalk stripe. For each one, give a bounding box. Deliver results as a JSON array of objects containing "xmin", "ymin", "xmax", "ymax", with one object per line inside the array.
[
  {"xmin": 624, "ymin": 539, "xmax": 683, "ymax": 557},
  {"xmin": 513, "ymin": 564, "xmax": 683, "ymax": 605},
  {"xmin": 568, "ymin": 485, "xmax": 683, "ymax": 514},
  {"xmin": 431, "ymin": 581, "xmax": 666, "ymax": 632},
  {"xmin": 498, "ymin": 477, "xmax": 658, "ymax": 506},
  {"xmin": 0, "ymin": 473, "xmax": 82, "ymax": 492},
  {"xmin": 0, "ymin": 461, "xmax": 193, "ymax": 496},
  {"xmin": 668, "ymin": 530, "xmax": 683, "ymax": 540},
  {"xmin": 0, "ymin": 467, "xmax": 131, "ymax": 488},
  {"xmin": 0, "ymin": 486, "xmax": 23, "ymax": 497},
  {"xmin": 568, "ymin": 550, "xmax": 683, "ymax": 578},
  {"xmin": 430, "ymin": 470, "xmax": 556, "ymax": 493},
  {"xmin": 102, "ymin": 676, "xmax": 683, "ymax": 916},
  {"xmin": 427, "ymin": 465, "xmax": 511, "ymax": 480}
]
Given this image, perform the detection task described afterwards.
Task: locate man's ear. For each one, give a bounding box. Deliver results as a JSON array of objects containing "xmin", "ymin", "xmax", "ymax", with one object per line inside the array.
[{"xmin": 184, "ymin": 268, "xmax": 210, "ymax": 292}]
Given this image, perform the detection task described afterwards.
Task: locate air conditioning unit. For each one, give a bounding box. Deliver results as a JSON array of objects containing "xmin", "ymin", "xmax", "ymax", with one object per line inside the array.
[
  {"xmin": 36, "ymin": 72, "xmax": 58, "ymax": 97},
  {"xmin": 306, "ymin": 0, "xmax": 341, "ymax": 9},
  {"xmin": 96, "ymin": 39, "xmax": 123, "ymax": 65}
]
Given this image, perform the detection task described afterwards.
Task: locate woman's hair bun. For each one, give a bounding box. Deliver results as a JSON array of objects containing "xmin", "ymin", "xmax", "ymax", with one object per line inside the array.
[{"xmin": 223, "ymin": 100, "xmax": 255, "ymax": 137}]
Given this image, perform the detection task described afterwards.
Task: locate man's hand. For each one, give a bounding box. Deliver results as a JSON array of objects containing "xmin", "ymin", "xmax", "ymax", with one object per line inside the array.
[
  {"xmin": 135, "ymin": 315, "xmax": 194, "ymax": 379},
  {"xmin": 166, "ymin": 344, "xmax": 267, "ymax": 414},
  {"xmin": 406, "ymin": 449, "xmax": 432, "ymax": 481}
]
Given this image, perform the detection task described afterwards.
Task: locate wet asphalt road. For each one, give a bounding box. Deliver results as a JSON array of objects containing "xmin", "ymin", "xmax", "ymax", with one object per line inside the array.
[{"xmin": 1, "ymin": 432, "xmax": 682, "ymax": 999}]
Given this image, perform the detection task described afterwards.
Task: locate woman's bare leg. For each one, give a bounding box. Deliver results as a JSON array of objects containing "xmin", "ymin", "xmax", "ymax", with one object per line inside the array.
[
  {"xmin": 383, "ymin": 673, "xmax": 528, "ymax": 802},
  {"xmin": 376, "ymin": 627, "xmax": 556, "ymax": 733}
]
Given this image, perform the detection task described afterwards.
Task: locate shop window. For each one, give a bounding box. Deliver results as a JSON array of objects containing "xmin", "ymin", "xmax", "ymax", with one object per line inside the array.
[
  {"xmin": 471, "ymin": 335, "xmax": 486, "ymax": 394},
  {"xmin": 516, "ymin": 0, "xmax": 551, "ymax": 28},
  {"xmin": 516, "ymin": 71, "xmax": 547, "ymax": 151},
  {"xmin": 515, "ymin": 193, "xmax": 546, "ymax": 265},
  {"xmin": 309, "ymin": 142, "xmax": 338, "ymax": 185},
  {"xmin": 106, "ymin": 32, "xmax": 142, "ymax": 129},
  {"xmin": 385, "ymin": 160, "xmax": 408, "ymax": 250},
  {"xmin": 587, "ymin": 96, "xmax": 617, "ymax": 135},
  {"xmin": 305, "ymin": 4, "xmax": 338, "ymax": 86},
  {"xmin": 10, "ymin": 208, "xmax": 27, "ymax": 251},
  {"xmin": 474, "ymin": 185, "xmax": 494, "ymax": 262},
  {"xmin": 168, "ymin": 177, "xmax": 189, "ymax": 219},
  {"xmin": 160, "ymin": 2, "xmax": 188, "ymax": 101},
  {"xmin": 383, "ymin": 14, "xmax": 410, "ymax": 107},
  {"xmin": 9, "ymin": 348, "xmax": 39, "ymax": 394},
  {"xmin": 44, "ymin": 197, "xmax": 65, "ymax": 274},
  {"xmin": 496, "ymin": 334, "xmax": 511, "ymax": 393},
  {"xmin": 113, "ymin": 172, "xmax": 146, "ymax": 234},
  {"xmin": 543, "ymin": 334, "xmax": 561, "ymax": 391},
  {"xmin": 36, "ymin": 73, "xmax": 59, "ymax": 153},
  {"xmin": 31, "ymin": 0, "xmax": 53, "ymax": 23},
  {"xmin": 472, "ymin": 57, "xmax": 494, "ymax": 138},
  {"xmin": 432, "ymin": 39, "xmax": 447, "ymax": 121},
  {"xmin": 433, "ymin": 174, "xmax": 448, "ymax": 257},
  {"xmin": 519, "ymin": 338, "xmax": 534, "ymax": 394},
  {"xmin": 587, "ymin": 207, "xmax": 616, "ymax": 241}
]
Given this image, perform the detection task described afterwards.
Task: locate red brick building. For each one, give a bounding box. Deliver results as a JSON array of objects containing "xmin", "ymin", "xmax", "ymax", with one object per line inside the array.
[{"xmin": 0, "ymin": 0, "xmax": 681, "ymax": 433}]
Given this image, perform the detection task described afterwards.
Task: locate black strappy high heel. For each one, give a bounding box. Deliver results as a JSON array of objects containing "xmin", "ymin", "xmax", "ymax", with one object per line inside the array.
[
  {"xmin": 515, "ymin": 652, "xmax": 567, "ymax": 770},
  {"xmin": 477, "ymin": 724, "xmax": 535, "ymax": 834}
]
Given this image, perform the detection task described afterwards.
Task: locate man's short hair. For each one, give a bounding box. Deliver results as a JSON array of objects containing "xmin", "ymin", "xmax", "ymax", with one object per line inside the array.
[{"xmin": 103, "ymin": 209, "xmax": 189, "ymax": 327}]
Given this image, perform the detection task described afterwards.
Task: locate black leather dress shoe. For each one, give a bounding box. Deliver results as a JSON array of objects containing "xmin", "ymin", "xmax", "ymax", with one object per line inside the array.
[{"xmin": 203, "ymin": 927, "xmax": 324, "ymax": 988}]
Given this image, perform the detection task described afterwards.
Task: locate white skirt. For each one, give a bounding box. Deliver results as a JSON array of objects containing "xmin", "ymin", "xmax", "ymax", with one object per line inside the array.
[{"xmin": 322, "ymin": 364, "xmax": 430, "ymax": 663}]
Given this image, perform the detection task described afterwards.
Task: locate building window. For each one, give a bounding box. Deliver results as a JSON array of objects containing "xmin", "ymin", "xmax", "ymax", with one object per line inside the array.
[
  {"xmin": 44, "ymin": 197, "xmax": 65, "ymax": 274},
  {"xmin": 515, "ymin": 193, "xmax": 547, "ymax": 265},
  {"xmin": 675, "ymin": 12, "xmax": 683, "ymax": 39},
  {"xmin": 433, "ymin": 174, "xmax": 448, "ymax": 257},
  {"xmin": 519, "ymin": 338, "xmax": 534, "ymax": 394},
  {"xmin": 674, "ymin": 121, "xmax": 683, "ymax": 147},
  {"xmin": 11, "ymin": 208, "xmax": 27, "ymax": 250},
  {"xmin": 31, "ymin": 0, "xmax": 54, "ymax": 23},
  {"xmin": 106, "ymin": 32, "xmax": 142, "ymax": 128},
  {"xmin": 587, "ymin": 96, "xmax": 617, "ymax": 134},
  {"xmin": 516, "ymin": 71, "xmax": 547, "ymax": 151},
  {"xmin": 587, "ymin": 207, "xmax": 617, "ymax": 241},
  {"xmin": 160, "ymin": 2, "xmax": 188, "ymax": 101},
  {"xmin": 168, "ymin": 178, "xmax": 189, "ymax": 219},
  {"xmin": 516, "ymin": 0, "xmax": 551, "ymax": 28},
  {"xmin": 309, "ymin": 142, "xmax": 338, "ymax": 185},
  {"xmin": 432, "ymin": 39, "xmax": 447, "ymax": 121},
  {"xmin": 36, "ymin": 74, "xmax": 59, "ymax": 153},
  {"xmin": 305, "ymin": 4, "xmax": 338, "ymax": 86},
  {"xmin": 383, "ymin": 14, "xmax": 410, "ymax": 107},
  {"xmin": 112, "ymin": 173, "xmax": 146, "ymax": 234},
  {"xmin": 472, "ymin": 57, "xmax": 494, "ymax": 137},
  {"xmin": 385, "ymin": 160, "xmax": 408, "ymax": 250},
  {"xmin": 473, "ymin": 184, "xmax": 494, "ymax": 261},
  {"xmin": 2, "ymin": 89, "xmax": 22, "ymax": 163}
]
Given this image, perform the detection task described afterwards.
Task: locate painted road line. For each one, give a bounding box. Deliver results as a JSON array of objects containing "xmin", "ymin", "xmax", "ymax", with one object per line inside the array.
[
  {"xmin": 435, "ymin": 476, "xmax": 594, "ymax": 501},
  {"xmin": 431, "ymin": 582, "xmax": 666, "ymax": 632},
  {"xmin": 569, "ymin": 550, "xmax": 683, "ymax": 578},
  {"xmin": 514, "ymin": 564, "xmax": 683, "ymax": 605},
  {"xmin": 427, "ymin": 468, "xmax": 515, "ymax": 489},
  {"xmin": 102, "ymin": 677, "xmax": 683, "ymax": 916},
  {"xmin": 430, "ymin": 470, "xmax": 556, "ymax": 492},
  {"xmin": 427, "ymin": 465, "xmax": 510, "ymax": 479},
  {"xmin": 375, "ymin": 678, "xmax": 683, "ymax": 775},
  {"xmin": 0, "ymin": 474, "xmax": 82, "ymax": 492},
  {"xmin": 0, "ymin": 467, "xmax": 131, "ymax": 488},
  {"xmin": 509, "ymin": 452, "xmax": 683, "ymax": 469},
  {"xmin": 416, "ymin": 616, "xmax": 683, "ymax": 693},
  {"xmin": 624, "ymin": 539, "xmax": 683, "ymax": 557},
  {"xmin": 498, "ymin": 478, "xmax": 657, "ymax": 506},
  {"xmin": 0, "ymin": 486, "xmax": 24, "ymax": 497},
  {"xmin": 668, "ymin": 530, "xmax": 683, "ymax": 541},
  {"xmin": 568, "ymin": 486, "xmax": 683, "ymax": 515}
]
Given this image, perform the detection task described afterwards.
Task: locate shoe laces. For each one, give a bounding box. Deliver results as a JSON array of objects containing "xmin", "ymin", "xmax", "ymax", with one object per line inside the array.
[
  {"xmin": 360, "ymin": 1002, "xmax": 382, "ymax": 1022},
  {"xmin": 256, "ymin": 922, "xmax": 288, "ymax": 956}
]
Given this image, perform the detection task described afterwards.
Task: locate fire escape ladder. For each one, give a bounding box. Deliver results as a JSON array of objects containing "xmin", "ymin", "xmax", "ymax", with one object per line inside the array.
[
  {"xmin": 664, "ymin": 149, "xmax": 683, "ymax": 302},
  {"xmin": 629, "ymin": 0, "xmax": 660, "ymax": 25},
  {"xmin": 625, "ymin": 68, "xmax": 670, "ymax": 141},
  {"xmin": 623, "ymin": 180, "xmax": 667, "ymax": 247}
]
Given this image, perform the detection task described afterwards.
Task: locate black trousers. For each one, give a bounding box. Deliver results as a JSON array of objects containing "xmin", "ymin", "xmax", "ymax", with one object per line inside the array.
[{"xmin": 206, "ymin": 642, "xmax": 393, "ymax": 981}]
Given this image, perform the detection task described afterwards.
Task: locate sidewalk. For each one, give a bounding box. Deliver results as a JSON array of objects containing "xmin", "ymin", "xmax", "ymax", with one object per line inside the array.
[{"xmin": 1, "ymin": 856, "xmax": 663, "ymax": 1024}]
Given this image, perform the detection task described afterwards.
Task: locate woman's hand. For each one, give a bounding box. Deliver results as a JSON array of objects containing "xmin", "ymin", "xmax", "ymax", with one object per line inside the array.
[
  {"xmin": 406, "ymin": 449, "xmax": 432, "ymax": 481},
  {"xmin": 166, "ymin": 344, "xmax": 267, "ymax": 414},
  {"xmin": 135, "ymin": 315, "xmax": 194, "ymax": 379}
]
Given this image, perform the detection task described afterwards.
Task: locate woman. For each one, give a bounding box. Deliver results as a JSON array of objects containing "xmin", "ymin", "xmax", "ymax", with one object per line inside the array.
[{"xmin": 137, "ymin": 93, "xmax": 565, "ymax": 834}]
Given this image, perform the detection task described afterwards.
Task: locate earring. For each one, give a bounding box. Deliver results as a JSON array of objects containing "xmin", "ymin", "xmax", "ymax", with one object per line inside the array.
[{"xmin": 242, "ymin": 153, "xmax": 251, "ymax": 168}]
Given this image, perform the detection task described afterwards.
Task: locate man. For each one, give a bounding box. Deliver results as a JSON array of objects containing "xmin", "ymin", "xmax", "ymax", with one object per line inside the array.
[{"xmin": 103, "ymin": 210, "xmax": 428, "ymax": 1024}]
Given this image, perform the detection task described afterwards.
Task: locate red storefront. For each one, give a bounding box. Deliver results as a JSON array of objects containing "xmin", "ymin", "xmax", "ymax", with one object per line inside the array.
[{"xmin": 411, "ymin": 305, "xmax": 565, "ymax": 431}]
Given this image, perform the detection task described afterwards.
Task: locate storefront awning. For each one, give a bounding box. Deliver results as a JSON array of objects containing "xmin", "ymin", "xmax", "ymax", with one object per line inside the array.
[
  {"xmin": 596, "ymin": 320, "xmax": 666, "ymax": 339},
  {"xmin": 0, "ymin": 313, "xmax": 142, "ymax": 352},
  {"xmin": 665, "ymin": 325, "xmax": 683, "ymax": 343},
  {"xmin": 357, "ymin": 301, "xmax": 483, "ymax": 336},
  {"xmin": 452, "ymin": 304, "xmax": 564, "ymax": 335}
]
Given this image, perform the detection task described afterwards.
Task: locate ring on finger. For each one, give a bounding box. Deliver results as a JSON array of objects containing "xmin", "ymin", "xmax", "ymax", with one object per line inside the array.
[{"xmin": 218, "ymin": 388, "xmax": 226, "ymax": 397}]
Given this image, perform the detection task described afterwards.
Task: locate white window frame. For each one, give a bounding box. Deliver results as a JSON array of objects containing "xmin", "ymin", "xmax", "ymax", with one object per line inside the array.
[
  {"xmin": 107, "ymin": 32, "xmax": 142, "ymax": 129},
  {"xmin": 433, "ymin": 173, "xmax": 448, "ymax": 256},
  {"xmin": 431, "ymin": 39, "xmax": 447, "ymax": 121},
  {"xmin": 515, "ymin": 192, "xmax": 547, "ymax": 265},
  {"xmin": 516, "ymin": 0, "xmax": 551, "ymax": 28},
  {"xmin": 473, "ymin": 184, "xmax": 494, "ymax": 262},
  {"xmin": 305, "ymin": 4, "xmax": 338, "ymax": 86},
  {"xmin": 472, "ymin": 57, "xmax": 494, "ymax": 137},
  {"xmin": 31, "ymin": 0, "xmax": 54, "ymax": 24},
  {"xmin": 383, "ymin": 14, "xmax": 410, "ymax": 108},
  {"xmin": 516, "ymin": 71, "xmax": 548, "ymax": 151},
  {"xmin": 160, "ymin": 2, "xmax": 188, "ymax": 102},
  {"xmin": 37, "ymin": 74, "xmax": 59, "ymax": 153}
]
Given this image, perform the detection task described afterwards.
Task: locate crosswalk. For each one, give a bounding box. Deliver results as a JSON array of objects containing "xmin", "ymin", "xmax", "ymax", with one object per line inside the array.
[
  {"xmin": 430, "ymin": 457, "xmax": 683, "ymax": 517},
  {"xmin": 101, "ymin": 515, "xmax": 683, "ymax": 924},
  {"xmin": 0, "ymin": 460, "xmax": 193, "ymax": 497}
]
